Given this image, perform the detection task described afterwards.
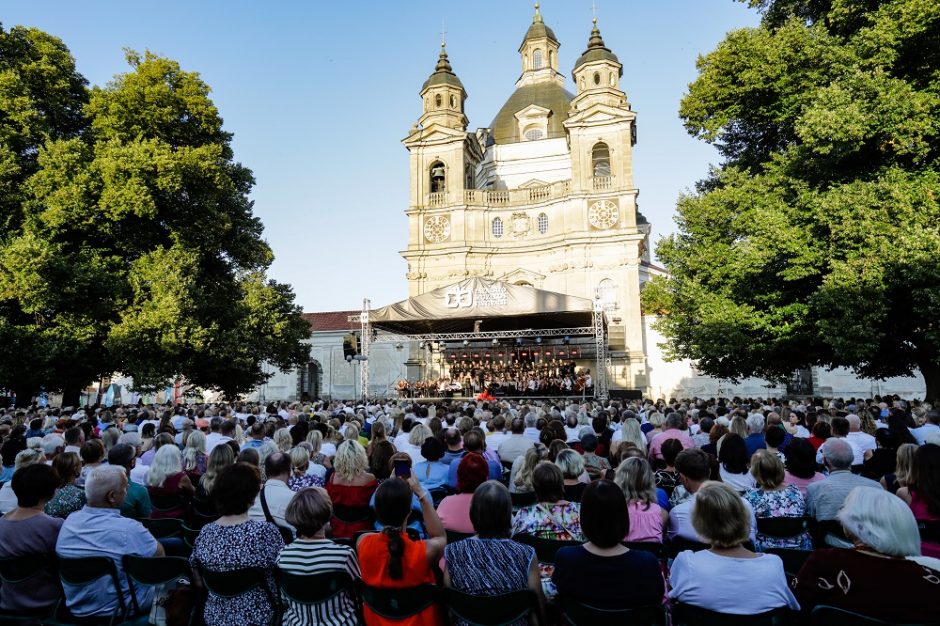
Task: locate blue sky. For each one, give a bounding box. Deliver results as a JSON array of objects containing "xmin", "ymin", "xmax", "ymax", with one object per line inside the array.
[{"xmin": 3, "ymin": 1, "xmax": 759, "ymax": 312}]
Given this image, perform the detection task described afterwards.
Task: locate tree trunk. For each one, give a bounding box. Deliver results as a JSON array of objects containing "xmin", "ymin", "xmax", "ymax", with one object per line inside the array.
[
  {"xmin": 10, "ymin": 385, "xmax": 36, "ymax": 409},
  {"xmin": 918, "ymin": 361, "xmax": 940, "ymax": 404},
  {"xmin": 61, "ymin": 386, "xmax": 81, "ymax": 409}
]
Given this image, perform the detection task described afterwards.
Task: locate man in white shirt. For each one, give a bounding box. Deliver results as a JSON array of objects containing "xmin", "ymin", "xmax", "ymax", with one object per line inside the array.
[
  {"xmin": 845, "ymin": 414, "xmax": 876, "ymax": 463},
  {"xmin": 248, "ymin": 452, "xmax": 295, "ymax": 537},
  {"xmin": 668, "ymin": 448, "xmax": 757, "ymax": 543},
  {"xmin": 204, "ymin": 418, "xmax": 232, "ymax": 453},
  {"xmin": 911, "ymin": 410, "xmax": 940, "ymax": 445},
  {"xmin": 497, "ymin": 418, "xmax": 532, "ymax": 464},
  {"xmin": 522, "ymin": 413, "xmax": 540, "ymax": 443}
]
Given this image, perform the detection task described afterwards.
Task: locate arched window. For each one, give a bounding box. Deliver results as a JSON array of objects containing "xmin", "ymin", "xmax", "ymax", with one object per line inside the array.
[
  {"xmin": 429, "ymin": 161, "xmax": 446, "ymax": 193},
  {"xmin": 592, "ymin": 142, "xmax": 611, "ymax": 177},
  {"xmin": 537, "ymin": 213, "xmax": 548, "ymax": 234},
  {"xmin": 595, "ymin": 279, "xmax": 617, "ymax": 311},
  {"xmin": 435, "ymin": 93, "xmax": 442, "ymax": 108},
  {"xmin": 450, "ymin": 94, "xmax": 457, "ymax": 109},
  {"xmin": 464, "ymin": 163, "xmax": 474, "ymax": 189},
  {"xmin": 492, "ymin": 217, "xmax": 503, "ymax": 238},
  {"xmin": 524, "ymin": 127, "xmax": 544, "ymax": 141},
  {"xmin": 533, "ymin": 49, "xmax": 543, "ymax": 70},
  {"xmin": 549, "ymin": 50, "xmax": 554, "ymax": 68}
]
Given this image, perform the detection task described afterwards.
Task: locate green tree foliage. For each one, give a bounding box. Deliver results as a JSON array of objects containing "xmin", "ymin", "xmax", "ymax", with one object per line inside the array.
[
  {"xmin": 641, "ymin": 0, "xmax": 940, "ymax": 399},
  {"xmin": 0, "ymin": 39, "xmax": 310, "ymax": 401}
]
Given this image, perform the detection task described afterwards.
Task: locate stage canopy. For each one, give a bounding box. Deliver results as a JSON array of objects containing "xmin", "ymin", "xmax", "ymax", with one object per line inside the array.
[{"xmin": 369, "ymin": 278, "xmax": 600, "ymax": 335}]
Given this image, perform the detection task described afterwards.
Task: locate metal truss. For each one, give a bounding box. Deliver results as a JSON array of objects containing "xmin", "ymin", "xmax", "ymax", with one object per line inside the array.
[
  {"xmin": 593, "ymin": 305, "xmax": 609, "ymax": 400},
  {"xmin": 368, "ymin": 326, "xmax": 596, "ymax": 344},
  {"xmin": 360, "ymin": 299, "xmax": 370, "ymax": 400}
]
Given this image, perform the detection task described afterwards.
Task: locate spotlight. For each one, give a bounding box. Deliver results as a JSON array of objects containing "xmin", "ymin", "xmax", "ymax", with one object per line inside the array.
[
  {"xmin": 491, "ymin": 339, "xmax": 498, "ymax": 345},
  {"xmin": 463, "ymin": 339, "xmax": 469, "ymax": 346},
  {"xmin": 515, "ymin": 338, "xmax": 523, "ymax": 345},
  {"xmin": 536, "ymin": 336, "xmax": 542, "ymax": 344},
  {"xmin": 563, "ymin": 336, "xmax": 571, "ymax": 345}
]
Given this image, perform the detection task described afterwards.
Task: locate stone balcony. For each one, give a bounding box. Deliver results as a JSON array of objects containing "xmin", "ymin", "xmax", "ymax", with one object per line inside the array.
[{"xmin": 425, "ymin": 177, "xmax": 620, "ymax": 208}]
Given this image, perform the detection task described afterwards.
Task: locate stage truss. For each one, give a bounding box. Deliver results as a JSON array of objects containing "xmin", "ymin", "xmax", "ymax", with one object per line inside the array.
[{"xmin": 360, "ymin": 302, "xmax": 609, "ymax": 400}]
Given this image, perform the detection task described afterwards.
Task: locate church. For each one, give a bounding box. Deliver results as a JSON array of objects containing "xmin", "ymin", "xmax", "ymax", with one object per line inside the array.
[{"xmin": 257, "ymin": 6, "xmax": 926, "ymax": 402}]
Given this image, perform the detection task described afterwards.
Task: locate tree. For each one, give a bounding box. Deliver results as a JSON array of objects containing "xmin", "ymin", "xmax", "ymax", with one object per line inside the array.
[
  {"xmin": 642, "ymin": 0, "xmax": 940, "ymax": 400},
  {"xmin": 0, "ymin": 46, "xmax": 310, "ymax": 402}
]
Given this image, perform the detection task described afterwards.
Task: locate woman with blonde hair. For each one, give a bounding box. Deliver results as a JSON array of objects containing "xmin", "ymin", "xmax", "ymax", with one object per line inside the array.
[
  {"xmin": 287, "ymin": 446, "xmax": 323, "ymax": 491},
  {"xmin": 305, "ymin": 429, "xmax": 331, "ymax": 468},
  {"xmin": 325, "ymin": 440, "xmax": 377, "ymax": 539},
  {"xmin": 367, "ymin": 421, "xmax": 387, "ymax": 457},
  {"xmin": 555, "ymin": 449, "xmax": 587, "ymax": 502},
  {"xmin": 511, "ymin": 445, "xmax": 547, "ymax": 494},
  {"xmin": 198, "ymin": 444, "xmax": 234, "ymax": 499},
  {"xmin": 147, "ymin": 444, "xmax": 195, "ymax": 519},
  {"xmin": 612, "ymin": 418, "xmax": 647, "ymax": 457},
  {"xmin": 729, "ymin": 416, "xmax": 749, "ymax": 439},
  {"xmin": 401, "ymin": 423, "xmax": 432, "ymax": 464},
  {"xmin": 615, "ymin": 457, "xmax": 667, "ymax": 542},
  {"xmin": 274, "ymin": 428, "xmax": 293, "ymax": 453},
  {"xmin": 744, "ymin": 450, "xmax": 811, "ymax": 550},
  {"xmin": 182, "ymin": 430, "xmax": 208, "ymax": 477},
  {"xmin": 881, "ymin": 442, "xmax": 917, "ymax": 494},
  {"xmin": 645, "ymin": 412, "xmax": 666, "ymax": 443}
]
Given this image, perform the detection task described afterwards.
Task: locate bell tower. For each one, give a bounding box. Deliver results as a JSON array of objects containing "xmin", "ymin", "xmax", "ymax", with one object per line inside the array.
[
  {"xmin": 517, "ymin": 4, "xmax": 564, "ymax": 88},
  {"xmin": 418, "ymin": 43, "xmax": 467, "ymax": 132}
]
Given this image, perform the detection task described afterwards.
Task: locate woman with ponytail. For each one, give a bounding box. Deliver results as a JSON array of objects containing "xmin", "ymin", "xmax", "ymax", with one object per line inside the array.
[{"xmin": 357, "ymin": 474, "xmax": 446, "ymax": 625}]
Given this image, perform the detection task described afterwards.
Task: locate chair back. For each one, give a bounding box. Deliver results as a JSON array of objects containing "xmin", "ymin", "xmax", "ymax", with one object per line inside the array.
[
  {"xmin": 442, "ymin": 587, "xmax": 536, "ymax": 626},
  {"xmin": 182, "ymin": 524, "xmax": 201, "ymax": 551},
  {"xmin": 810, "ymin": 604, "xmax": 932, "ymax": 626},
  {"xmin": 428, "ymin": 487, "xmax": 448, "ymax": 506},
  {"xmin": 332, "ymin": 504, "xmax": 374, "ymax": 524},
  {"xmin": 622, "ymin": 541, "xmax": 667, "ymax": 562},
  {"xmin": 278, "ymin": 570, "xmax": 357, "ymax": 605},
  {"xmin": 57, "ymin": 555, "xmax": 128, "ymax": 618},
  {"xmin": 510, "ymin": 491, "xmax": 537, "ymax": 508},
  {"xmin": 917, "ymin": 519, "xmax": 940, "ymax": 544},
  {"xmin": 756, "ymin": 516, "xmax": 813, "ymax": 540},
  {"xmin": 446, "ymin": 529, "xmax": 474, "ymax": 544},
  {"xmin": 122, "ymin": 556, "xmax": 192, "ymax": 617},
  {"xmin": 672, "ymin": 602, "xmax": 792, "ymax": 626},
  {"xmin": 514, "ymin": 533, "xmax": 582, "ymax": 564},
  {"xmin": 561, "ymin": 598, "xmax": 665, "ymax": 626},
  {"xmin": 666, "ymin": 537, "xmax": 709, "ymax": 558},
  {"xmin": 197, "ymin": 565, "xmax": 267, "ymax": 598},
  {"xmin": 149, "ymin": 491, "xmax": 188, "ymax": 513},
  {"xmin": 764, "ymin": 548, "xmax": 813, "ymax": 579},
  {"xmin": 140, "ymin": 517, "xmax": 184, "ymax": 539},
  {"xmin": 0, "ymin": 554, "xmax": 55, "ymax": 585},
  {"xmin": 360, "ymin": 584, "xmax": 438, "ymax": 620}
]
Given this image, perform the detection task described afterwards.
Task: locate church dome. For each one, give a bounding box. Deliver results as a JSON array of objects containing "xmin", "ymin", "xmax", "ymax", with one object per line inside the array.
[
  {"xmin": 519, "ymin": 3, "xmax": 558, "ymax": 49},
  {"xmin": 421, "ymin": 44, "xmax": 464, "ymax": 92},
  {"xmin": 488, "ymin": 82, "xmax": 574, "ymax": 145},
  {"xmin": 573, "ymin": 21, "xmax": 622, "ymax": 76}
]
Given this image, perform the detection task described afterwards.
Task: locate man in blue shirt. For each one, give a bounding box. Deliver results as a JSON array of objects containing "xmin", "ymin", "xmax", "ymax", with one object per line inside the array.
[
  {"xmin": 56, "ymin": 465, "xmax": 163, "ymax": 618},
  {"xmin": 447, "ymin": 430, "xmax": 501, "ymax": 489}
]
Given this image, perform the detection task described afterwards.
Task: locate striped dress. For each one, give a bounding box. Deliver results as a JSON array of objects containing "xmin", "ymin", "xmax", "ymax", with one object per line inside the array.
[{"xmin": 276, "ymin": 539, "xmax": 361, "ymax": 626}]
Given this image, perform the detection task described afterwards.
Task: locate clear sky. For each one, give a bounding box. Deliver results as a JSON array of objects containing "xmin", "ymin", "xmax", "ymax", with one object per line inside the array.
[{"xmin": 3, "ymin": 0, "xmax": 759, "ymax": 312}]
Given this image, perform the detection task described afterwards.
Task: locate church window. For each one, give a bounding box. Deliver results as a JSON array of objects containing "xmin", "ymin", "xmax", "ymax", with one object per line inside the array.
[
  {"xmin": 593, "ymin": 72, "xmax": 601, "ymax": 85},
  {"xmin": 610, "ymin": 73, "xmax": 616, "ymax": 87},
  {"xmin": 592, "ymin": 142, "xmax": 611, "ymax": 177},
  {"xmin": 533, "ymin": 49, "xmax": 543, "ymax": 70},
  {"xmin": 549, "ymin": 50, "xmax": 554, "ymax": 68},
  {"xmin": 537, "ymin": 213, "xmax": 548, "ymax": 234},
  {"xmin": 464, "ymin": 162, "xmax": 474, "ymax": 189},
  {"xmin": 430, "ymin": 161, "xmax": 446, "ymax": 193},
  {"xmin": 595, "ymin": 278, "xmax": 618, "ymax": 311},
  {"xmin": 435, "ymin": 93, "xmax": 442, "ymax": 108},
  {"xmin": 492, "ymin": 217, "xmax": 503, "ymax": 238},
  {"xmin": 524, "ymin": 127, "xmax": 544, "ymax": 141},
  {"xmin": 450, "ymin": 94, "xmax": 457, "ymax": 109}
]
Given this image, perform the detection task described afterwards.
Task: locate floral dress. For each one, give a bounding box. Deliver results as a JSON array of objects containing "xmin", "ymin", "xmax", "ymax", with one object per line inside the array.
[
  {"xmin": 744, "ymin": 485, "xmax": 813, "ymax": 550},
  {"xmin": 287, "ymin": 473, "xmax": 324, "ymax": 492},
  {"xmin": 191, "ymin": 520, "xmax": 284, "ymax": 626},
  {"xmin": 44, "ymin": 484, "xmax": 86, "ymax": 519},
  {"xmin": 511, "ymin": 501, "xmax": 584, "ymax": 599}
]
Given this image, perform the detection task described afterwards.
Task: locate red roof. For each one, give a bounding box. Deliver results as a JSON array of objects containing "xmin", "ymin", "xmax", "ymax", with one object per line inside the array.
[{"xmin": 302, "ymin": 310, "xmax": 362, "ymax": 332}]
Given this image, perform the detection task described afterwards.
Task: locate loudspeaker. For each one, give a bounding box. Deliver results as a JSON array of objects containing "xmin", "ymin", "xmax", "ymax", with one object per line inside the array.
[
  {"xmin": 608, "ymin": 389, "xmax": 643, "ymax": 400},
  {"xmin": 342, "ymin": 334, "xmax": 359, "ymax": 359}
]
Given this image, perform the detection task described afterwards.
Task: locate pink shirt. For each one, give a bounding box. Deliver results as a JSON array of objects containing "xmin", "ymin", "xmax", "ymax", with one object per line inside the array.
[
  {"xmin": 625, "ymin": 501, "xmax": 665, "ymax": 543},
  {"xmin": 783, "ymin": 471, "xmax": 825, "ymax": 498},
  {"xmin": 436, "ymin": 493, "xmax": 475, "ymax": 534},
  {"xmin": 648, "ymin": 429, "xmax": 694, "ymax": 461}
]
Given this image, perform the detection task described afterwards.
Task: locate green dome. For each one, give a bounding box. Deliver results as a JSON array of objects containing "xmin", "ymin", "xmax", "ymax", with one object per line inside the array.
[
  {"xmin": 573, "ymin": 22, "xmax": 622, "ymax": 76},
  {"xmin": 421, "ymin": 44, "xmax": 465, "ymax": 93},
  {"xmin": 488, "ymin": 81, "xmax": 574, "ymax": 145},
  {"xmin": 519, "ymin": 3, "xmax": 558, "ymax": 49}
]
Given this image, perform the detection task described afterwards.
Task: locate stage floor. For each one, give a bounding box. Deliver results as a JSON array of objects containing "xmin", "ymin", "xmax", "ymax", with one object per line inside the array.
[{"xmin": 396, "ymin": 395, "xmax": 596, "ymax": 404}]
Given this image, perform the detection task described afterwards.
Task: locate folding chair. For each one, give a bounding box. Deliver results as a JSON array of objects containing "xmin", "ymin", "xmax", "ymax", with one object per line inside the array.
[{"xmin": 442, "ymin": 587, "xmax": 537, "ymax": 626}]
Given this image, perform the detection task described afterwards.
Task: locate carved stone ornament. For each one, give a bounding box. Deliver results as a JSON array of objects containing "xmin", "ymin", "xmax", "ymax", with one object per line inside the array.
[
  {"xmin": 423, "ymin": 215, "xmax": 451, "ymax": 242},
  {"xmin": 588, "ymin": 200, "xmax": 619, "ymax": 230},
  {"xmin": 510, "ymin": 212, "xmax": 531, "ymax": 237}
]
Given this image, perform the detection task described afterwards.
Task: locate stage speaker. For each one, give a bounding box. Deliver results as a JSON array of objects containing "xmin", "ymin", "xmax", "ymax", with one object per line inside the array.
[
  {"xmin": 342, "ymin": 334, "xmax": 359, "ymax": 359},
  {"xmin": 608, "ymin": 389, "xmax": 643, "ymax": 400}
]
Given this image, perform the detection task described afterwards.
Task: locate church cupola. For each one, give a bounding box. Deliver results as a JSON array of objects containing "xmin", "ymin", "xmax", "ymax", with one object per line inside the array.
[
  {"xmin": 516, "ymin": 3, "xmax": 563, "ymax": 88},
  {"xmin": 572, "ymin": 18, "xmax": 625, "ymax": 110},
  {"xmin": 419, "ymin": 42, "xmax": 468, "ymax": 131}
]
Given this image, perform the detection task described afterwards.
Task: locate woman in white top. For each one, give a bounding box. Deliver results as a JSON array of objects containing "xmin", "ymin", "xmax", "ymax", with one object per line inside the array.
[
  {"xmin": 717, "ymin": 433, "xmax": 757, "ymax": 492},
  {"xmin": 669, "ymin": 481, "xmax": 799, "ymax": 615}
]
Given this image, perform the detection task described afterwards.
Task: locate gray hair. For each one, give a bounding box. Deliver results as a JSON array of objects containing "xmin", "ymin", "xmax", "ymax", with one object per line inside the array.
[
  {"xmin": 40, "ymin": 434, "xmax": 65, "ymax": 456},
  {"xmin": 554, "ymin": 449, "xmax": 584, "ymax": 480},
  {"xmin": 838, "ymin": 487, "xmax": 920, "ymax": 556},
  {"xmin": 14, "ymin": 448, "xmax": 44, "ymax": 471},
  {"xmin": 665, "ymin": 413, "xmax": 684, "ymax": 430},
  {"xmin": 746, "ymin": 414, "xmax": 765, "ymax": 435},
  {"xmin": 846, "ymin": 414, "xmax": 861, "ymax": 431},
  {"xmin": 524, "ymin": 412, "xmax": 537, "ymax": 427},
  {"xmin": 85, "ymin": 464, "xmax": 127, "ymax": 505},
  {"xmin": 821, "ymin": 437, "xmax": 854, "ymax": 470}
]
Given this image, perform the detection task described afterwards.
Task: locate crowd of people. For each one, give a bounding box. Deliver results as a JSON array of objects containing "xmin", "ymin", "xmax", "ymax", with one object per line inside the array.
[
  {"xmin": 398, "ymin": 358, "xmax": 594, "ymax": 398},
  {"xmin": 0, "ymin": 395, "xmax": 937, "ymax": 625}
]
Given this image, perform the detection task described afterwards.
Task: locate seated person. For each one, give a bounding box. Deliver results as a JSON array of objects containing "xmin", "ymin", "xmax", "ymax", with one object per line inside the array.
[
  {"xmin": 443, "ymin": 481, "xmax": 544, "ymax": 618},
  {"xmin": 553, "ymin": 479, "xmax": 664, "ymax": 610},
  {"xmin": 437, "ymin": 453, "xmax": 490, "ymax": 534},
  {"xmin": 669, "ymin": 481, "xmax": 799, "ymax": 615},
  {"xmin": 277, "ymin": 487, "xmax": 361, "ymax": 626},
  {"xmin": 56, "ymin": 465, "xmax": 164, "ymax": 619},
  {"xmin": 412, "ymin": 437, "xmax": 449, "ymax": 490},
  {"xmin": 794, "ymin": 487, "xmax": 940, "ymax": 624},
  {"xmin": 744, "ymin": 450, "xmax": 812, "ymax": 550},
  {"xmin": 0, "ymin": 464, "xmax": 63, "ymax": 612},
  {"xmin": 512, "ymin": 462, "xmax": 584, "ymax": 541}
]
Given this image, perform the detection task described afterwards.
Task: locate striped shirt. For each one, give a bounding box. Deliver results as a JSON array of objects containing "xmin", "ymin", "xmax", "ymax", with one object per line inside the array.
[{"xmin": 276, "ymin": 539, "xmax": 360, "ymax": 626}]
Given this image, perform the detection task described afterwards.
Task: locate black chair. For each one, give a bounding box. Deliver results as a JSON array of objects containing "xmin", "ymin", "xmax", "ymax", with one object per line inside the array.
[
  {"xmin": 509, "ymin": 491, "xmax": 536, "ymax": 508},
  {"xmin": 756, "ymin": 516, "xmax": 813, "ymax": 542},
  {"xmin": 666, "ymin": 537, "xmax": 709, "ymax": 559},
  {"xmin": 148, "ymin": 492, "xmax": 188, "ymax": 515},
  {"xmin": 278, "ymin": 570, "xmax": 359, "ymax": 618},
  {"xmin": 188, "ymin": 496, "xmax": 219, "ymax": 528},
  {"xmin": 622, "ymin": 541, "xmax": 667, "ymax": 563},
  {"xmin": 181, "ymin": 524, "xmax": 201, "ymax": 552},
  {"xmin": 514, "ymin": 533, "xmax": 582, "ymax": 565},
  {"xmin": 48, "ymin": 556, "xmax": 128, "ymax": 626},
  {"xmin": 0, "ymin": 554, "xmax": 59, "ymax": 622},
  {"xmin": 765, "ymin": 548, "xmax": 814, "ymax": 579},
  {"xmin": 360, "ymin": 584, "xmax": 438, "ymax": 621},
  {"xmin": 428, "ymin": 487, "xmax": 448, "ymax": 507},
  {"xmin": 139, "ymin": 517, "xmax": 183, "ymax": 539},
  {"xmin": 560, "ymin": 598, "xmax": 665, "ymax": 626},
  {"xmin": 442, "ymin": 587, "xmax": 537, "ymax": 626},
  {"xmin": 672, "ymin": 602, "xmax": 792, "ymax": 626},
  {"xmin": 917, "ymin": 519, "xmax": 940, "ymax": 544},
  {"xmin": 446, "ymin": 529, "xmax": 474, "ymax": 544},
  {"xmin": 332, "ymin": 504, "xmax": 374, "ymax": 531},
  {"xmin": 122, "ymin": 556, "xmax": 193, "ymax": 621},
  {"xmin": 814, "ymin": 519, "xmax": 849, "ymax": 547},
  {"xmin": 196, "ymin": 565, "xmax": 281, "ymax": 618},
  {"xmin": 810, "ymin": 604, "xmax": 933, "ymax": 626}
]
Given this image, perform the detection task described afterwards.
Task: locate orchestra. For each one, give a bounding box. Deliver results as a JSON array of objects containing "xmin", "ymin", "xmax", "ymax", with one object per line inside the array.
[{"xmin": 395, "ymin": 358, "xmax": 595, "ymax": 398}]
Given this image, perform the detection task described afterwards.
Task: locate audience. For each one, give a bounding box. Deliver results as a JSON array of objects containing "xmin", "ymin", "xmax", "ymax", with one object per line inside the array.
[
  {"xmin": 191, "ymin": 463, "xmax": 284, "ymax": 626},
  {"xmin": 108, "ymin": 443, "xmax": 152, "ymax": 519},
  {"xmin": 555, "ymin": 448, "xmax": 587, "ymax": 502},
  {"xmin": 553, "ymin": 479, "xmax": 665, "ymax": 610},
  {"xmin": 782, "ymin": 437, "xmax": 825, "ymax": 497},
  {"xmin": 44, "ymin": 452, "xmax": 86, "ymax": 519},
  {"xmin": 56, "ymin": 465, "xmax": 164, "ymax": 619},
  {"xmin": 326, "ymin": 440, "xmax": 378, "ymax": 539},
  {"xmin": 412, "ymin": 436, "xmax": 448, "ymax": 489},
  {"xmin": 277, "ymin": 487, "xmax": 361, "ymax": 626},
  {"xmin": 615, "ymin": 457, "xmax": 667, "ymax": 543},
  {"xmin": 146, "ymin": 444, "xmax": 195, "ymax": 518},
  {"xmin": 0, "ymin": 448, "xmax": 44, "ymax": 514},
  {"xmin": 248, "ymin": 451, "xmax": 297, "ymax": 536},
  {"xmin": 0, "ymin": 464, "xmax": 63, "ymax": 612},
  {"xmin": 437, "ymin": 452, "xmax": 490, "ymax": 534},
  {"xmin": 896, "ymin": 443, "xmax": 940, "ymax": 557},
  {"xmin": 717, "ymin": 433, "xmax": 756, "ymax": 492},
  {"xmin": 512, "ymin": 462, "xmax": 584, "ymax": 541},
  {"xmin": 669, "ymin": 482, "xmax": 799, "ymax": 614},
  {"xmin": 745, "ymin": 450, "xmax": 812, "ymax": 550}
]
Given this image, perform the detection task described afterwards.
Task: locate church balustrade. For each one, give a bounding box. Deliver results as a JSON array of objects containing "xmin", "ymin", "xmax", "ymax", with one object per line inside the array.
[
  {"xmin": 459, "ymin": 179, "xmax": 571, "ymax": 208},
  {"xmin": 592, "ymin": 175, "xmax": 614, "ymax": 190},
  {"xmin": 428, "ymin": 191, "xmax": 447, "ymax": 206}
]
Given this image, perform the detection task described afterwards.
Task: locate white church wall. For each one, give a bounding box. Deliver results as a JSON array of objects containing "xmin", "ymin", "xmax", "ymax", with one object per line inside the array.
[{"xmin": 478, "ymin": 138, "xmax": 571, "ymax": 189}]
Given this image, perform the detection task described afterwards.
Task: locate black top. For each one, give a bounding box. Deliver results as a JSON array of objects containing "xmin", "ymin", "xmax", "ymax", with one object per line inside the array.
[{"xmin": 552, "ymin": 546, "xmax": 664, "ymax": 610}]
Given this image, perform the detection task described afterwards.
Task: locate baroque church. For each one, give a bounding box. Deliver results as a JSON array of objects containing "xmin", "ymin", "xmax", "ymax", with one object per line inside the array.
[{"xmin": 253, "ymin": 6, "xmax": 926, "ymax": 402}]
